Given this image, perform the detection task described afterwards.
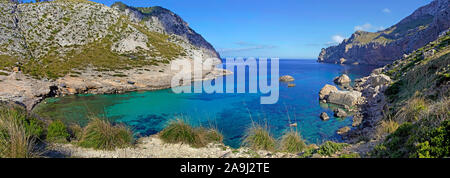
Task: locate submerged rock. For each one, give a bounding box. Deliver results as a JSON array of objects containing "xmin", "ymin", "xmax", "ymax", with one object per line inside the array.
[
  {"xmin": 319, "ymin": 84, "xmax": 338, "ymax": 100},
  {"xmin": 333, "ymin": 74, "xmax": 351, "ymax": 85},
  {"xmin": 320, "ymin": 112, "xmax": 330, "ymax": 121},
  {"xmin": 327, "ymin": 90, "xmax": 362, "ymax": 107},
  {"xmin": 334, "ymin": 108, "xmax": 348, "ymax": 118},
  {"xmin": 337, "ymin": 127, "xmax": 351, "ymax": 135}
]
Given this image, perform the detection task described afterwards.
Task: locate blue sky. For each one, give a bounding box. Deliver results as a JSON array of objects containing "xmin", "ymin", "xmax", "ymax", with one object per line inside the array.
[{"xmin": 28, "ymin": 0, "xmax": 433, "ymax": 59}]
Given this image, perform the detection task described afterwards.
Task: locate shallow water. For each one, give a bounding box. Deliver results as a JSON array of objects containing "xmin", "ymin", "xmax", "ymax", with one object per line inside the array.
[{"xmin": 34, "ymin": 59, "xmax": 376, "ymax": 148}]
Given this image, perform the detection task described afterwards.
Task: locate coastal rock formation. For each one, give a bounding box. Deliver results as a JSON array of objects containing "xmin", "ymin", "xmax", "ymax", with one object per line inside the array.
[
  {"xmin": 280, "ymin": 75, "xmax": 295, "ymax": 82},
  {"xmin": 333, "ymin": 74, "xmax": 351, "ymax": 85},
  {"xmin": 333, "ymin": 108, "xmax": 348, "ymax": 118},
  {"xmin": 318, "ymin": 0, "xmax": 450, "ymax": 65},
  {"xmin": 319, "ymin": 84, "xmax": 338, "ymax": 100},
  {"xmin": 327, "ymin": 90, "xmax": 362, "ymax": 107},
  {"xmin": 320, "ymin": 112, "xmax": 330, "ymax": 121},
  {"xmin": 337, "ymin": 127, "xmax": 351, "ymax": 135},
  {"xmin": 0, "ymin": 0, "xmax": 226, "ymax": 110}
]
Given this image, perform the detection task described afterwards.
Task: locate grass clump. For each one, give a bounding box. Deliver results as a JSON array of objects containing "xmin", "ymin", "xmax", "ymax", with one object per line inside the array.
[
  {"xmin": 242, "ymin": 123, "xmax": 276, "ymax": 151},
  {"xmin": 339, "ymin": 153, "xmax": 361, "ymax": 158},
  {"xmin": 395, "ymin": 97, "xmax": 427, "ymax": 123},
  {"xmin": 279, "ymin": 131, "xmax": 306, "ymax": 153},
  {"xmin": 317, "ymin": 141, "xmax": 348, "ymax": 156},
  {"xmin": 159, "ymin": 119, "xmax": 223, "ymax": 148},
  {"xmin": 377, "ymin": 119, "xmax": 400, "ymax": 136},
  {"xmin": 46, "ymin": 120, "xmax": 70, "ymax": 143},
  {"xmin": 0, "ymin": 104, "xmax": 42, "ymax": 158},
  {"xmin": 68, "ymin": 124, "xmax": 83, "ymax": 142},
  {"xmin": 78, "ymin": 118, "xmax": 134, "ymax": 150}
]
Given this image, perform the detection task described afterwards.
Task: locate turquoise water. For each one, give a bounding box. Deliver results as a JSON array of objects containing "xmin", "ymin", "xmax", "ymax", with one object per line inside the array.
[{"xmin": 34, "ymin": 59, "xmax": 376, "ymax": 148}]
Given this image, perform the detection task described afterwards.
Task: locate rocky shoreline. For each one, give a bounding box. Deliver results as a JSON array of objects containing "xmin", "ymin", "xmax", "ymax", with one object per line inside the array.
[
  {"xmin": 0, "ymin": 65, "xmax": 232, "ymax": 111},
  {"xmin": 319, "ymin": 68, "xmax": 393, "ymax": 154}
]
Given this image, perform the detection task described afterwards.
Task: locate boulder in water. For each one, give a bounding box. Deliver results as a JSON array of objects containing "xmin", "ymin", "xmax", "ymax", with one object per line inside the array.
[
  {"xmin": 327, "ymin": 90, "xmax": 362, "ymax": 107},
  {"xmin": 319, "ymin": 84, "xmax": 338, "ymax": 100},
  {"xmin": 280, "ymin": 75, "xmax": 295, "ymax": 82},
  {"xmin": 333, "ymin": 108, "xmax": 348, "ymax": 118},
  {"xmin": 333, "ymin": 74, "xmax": 351, "ymax": 85},
  {"xmin": 320, "ymin": 112, "xmax": 330, "ymax": 121}
]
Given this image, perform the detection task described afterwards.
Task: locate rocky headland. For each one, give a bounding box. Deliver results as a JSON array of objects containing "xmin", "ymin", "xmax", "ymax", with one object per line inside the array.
[
  {"xmin": 318, "ymin": 0, "xmax": 449, "ymax": 66},
  {"xmin": 0, "ymin": 0, "xmax": 230, "ymax": 110}
]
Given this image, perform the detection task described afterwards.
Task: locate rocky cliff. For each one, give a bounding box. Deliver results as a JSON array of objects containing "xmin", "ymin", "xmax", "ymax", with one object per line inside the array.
[
  {"xmin": 111, "ymin": 2, "xmax": 220, "ymax": 59},
  {"xmin": 0, "ymin": 0, "xmax": 225, "ymax": 109},
  {"xmin": 318, "ymin": 0, "xmax": 449, "ymax": 66}
]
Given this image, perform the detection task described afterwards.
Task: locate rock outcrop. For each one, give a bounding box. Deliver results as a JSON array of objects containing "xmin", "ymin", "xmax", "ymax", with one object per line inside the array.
[
  {"xmin": 327, "ymin": 90, "xmax": 362, "ymax": 107},
  {"xmin": 333, "ymin": 108, "xmax": 348, "ymax": 118},
  {"xmin": 318, "ymin": 0, "xmax": 450, "ymax": 66},
  {"xmin": 334, "ymin": 74, "xmax": 351, "ymax": 85},
  {"xmin": 320, "ymin": 112, "xmax": 330, "ymax": 121},
  {"xmin": 110, "ymin": 2, "xmax": 220, "ymax": 59},
  {"xmin": 319, "ymin": 84, "xmax": 338, "ymax": 100}
]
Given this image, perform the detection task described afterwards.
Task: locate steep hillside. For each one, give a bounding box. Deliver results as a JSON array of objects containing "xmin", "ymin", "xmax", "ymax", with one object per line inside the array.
[
  {"xmin": 346, "ymin": 32, "xmax": 449, "ymax": 158},
  {"xmin": 111, "ymin": 2, "xmax": 220, "ymax": 59},
  {"xmin": 318, "ymin": 0, "xmax": 449, "ymax": 66},
  {"xmin": 0, "ymin": 0, "xmax": 226, "ymax": 109}
]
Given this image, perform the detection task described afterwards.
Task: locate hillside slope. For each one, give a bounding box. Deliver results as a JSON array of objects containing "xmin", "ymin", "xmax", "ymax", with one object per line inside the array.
[
  {"xmin": 346, "ymin": 31, "xmax": 449, "ymax": 158},
  {"xmin": 318, "ymin": 0, "xmax": 449, "ymax": 66},
  {"xmin": 0, "ymin": 0, "xmax": 225, "ymax": 109}
]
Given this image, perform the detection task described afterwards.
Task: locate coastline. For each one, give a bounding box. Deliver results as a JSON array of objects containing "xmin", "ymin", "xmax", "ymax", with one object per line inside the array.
[{"xmin": 0, "ymin": 66, "xmax": 232, "ymax": 111}]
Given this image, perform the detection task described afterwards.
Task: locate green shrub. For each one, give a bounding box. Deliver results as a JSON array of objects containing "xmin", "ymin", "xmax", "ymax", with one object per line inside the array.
[
  {"xmin": 0, "ymin": 105, "xmax": 44, "ymax": 138},
  {"xmin": 46, "ymin": 120, "xmax": 70, "ymax": 143},
  {"xmin": 279, "ymin": 131, "xmax": 306, "ymax": 153},
  {"xmin": 412, "ymin": 120, "xmax": 450, "ymax": 158},
  {"xmin": 339, "ymin": 153, "xmax": 361, "ymax": 158},
  {"xmin": 0, "ymin": 104, "xmax": 40, "ymax": 158},
  {"xmin": 372, "ymin": 120, "xmax": 450, "ymax": 158},
  {"xmin": 78, "ymin": 118, "xmax": 134, "ymax": 150},
  {"xmin": 317, "ymin": 141, "xmax": 348, "ymax": 156},
  {"xmin": 242, "ymin": 123, "xmax": 276, "ymax": 151},
  {"xmin": 159, "ymin": 119, "xmax": 223, "ymax": 148}
]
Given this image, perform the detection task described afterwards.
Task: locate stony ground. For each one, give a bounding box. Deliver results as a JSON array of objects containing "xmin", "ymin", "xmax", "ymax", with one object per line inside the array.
[{"xmin": 45, "ymin": 135, "xmax": 298, "ymax": 158}]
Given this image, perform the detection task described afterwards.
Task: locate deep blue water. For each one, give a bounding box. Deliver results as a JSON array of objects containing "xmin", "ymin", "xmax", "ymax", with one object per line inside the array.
[{"xmin": 34, "ymin": 59, "xmax": 376, "ymax": 148}]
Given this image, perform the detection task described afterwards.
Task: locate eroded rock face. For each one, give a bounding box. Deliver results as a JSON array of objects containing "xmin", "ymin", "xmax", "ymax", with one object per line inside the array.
[
  {"xmin": 319, "ymin": 84, "xmax": 338, "ymax": 100},
  {"xmin": 327, "ymin": 90, "xmax": 362, "ymax": 107},
  {"xmin": 318, "ymin": 0, "xmax": 450, "ymax": 65},
  {"xmin": 111, "ymin": 2, "xmax": 220, "ymax": 59}
]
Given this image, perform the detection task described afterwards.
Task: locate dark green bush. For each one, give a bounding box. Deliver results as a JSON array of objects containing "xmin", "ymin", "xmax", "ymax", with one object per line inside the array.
[
  {"xmin": 372, "ymin": 121, "xmax": 450, "ymax": 158},
  {"xmin": 317, "ymin": 141, "xmax": 348, "ymax": 156}
]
